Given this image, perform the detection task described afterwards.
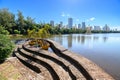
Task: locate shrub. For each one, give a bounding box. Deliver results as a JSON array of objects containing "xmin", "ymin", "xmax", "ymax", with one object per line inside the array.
[
  {"xmin": 14, "ymin": 30, "xmax": 20, "ymax": 34},
  {"xmin": 0, "ymin": 25, "xmax": 9, "ymax": 35},
  {"xmin": 0, "ymin": 34, "xmax": 14, "ymax": 61}
]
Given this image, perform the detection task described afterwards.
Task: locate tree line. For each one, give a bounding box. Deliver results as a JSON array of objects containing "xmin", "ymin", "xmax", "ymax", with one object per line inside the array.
[
  {"xmin": 0, "ymin": 8, "xmax": 120, "ymax": 36},
  {"xmin": 0, "ymin": 8, "xmax": 87, "ymax": 35}
]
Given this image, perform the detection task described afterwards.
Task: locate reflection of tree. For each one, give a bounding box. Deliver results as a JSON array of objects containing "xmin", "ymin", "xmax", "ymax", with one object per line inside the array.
[
  {"xmin": 67, "ymin": 34, "xmax": 72, "ymax": 48},
  {"xmin": 73, "ymin": 35, "xmax": 77, "ymax": 42},
  {"xmin": 81, "ymin": 36, "xmax": 85, "ymax": 44},
  {"xmin": 77, "ymin": 36, "xmax": 81, "ymax": 43},
  {"xmin": 58, "ymin": 36, "xmax": 63, "ymax": 45},
  {"xmin": 93, "ymin": 36, "xmax": 99, "ymax": 41},
  {"xmin": 86, "ymin": 36, "xmax": 91, "ymax": 41},
  {"xmin": 103, "ymin": 37, "xmax": 108, "ymax": 42}
]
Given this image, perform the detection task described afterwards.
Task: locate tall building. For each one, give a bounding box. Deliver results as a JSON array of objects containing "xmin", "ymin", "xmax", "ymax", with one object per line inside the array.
[
  {"xmin": 78, "ymin": 24, "xmax": 81, "ymax": 29},
  {"xmin": 60, "ymin": 21, "xmax": 63, "ymax": 27},
  {"xmin": 94, "ymin": 26, "xmax": 101, "ymax": 31},
  {"xmin": 82, "ymin": 22, "xmax": 86, "ymax": 30},
  {"xmin": 103, "ymin": 24, "xmax": 110, "ymax": 31},
  {"xmin": 50, "ymin": 20, "xmax": 54, "ymax": 27},
  {"xmin": 68, "ymin": 18, "xmax": 73, "ymax": 28}
]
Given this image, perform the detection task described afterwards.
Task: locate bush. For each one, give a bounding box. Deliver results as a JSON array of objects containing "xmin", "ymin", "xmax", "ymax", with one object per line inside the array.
[
  {"xmin": 14, "ymin": 30, "xmax": 20, "ymax": 34},
  {"xmin": 0, "ymin": 25, "xmax": 9, "ymax": 35},
  {"xmin": 0, "ymin": 34, "xmax": 14, "ymax": 61}
]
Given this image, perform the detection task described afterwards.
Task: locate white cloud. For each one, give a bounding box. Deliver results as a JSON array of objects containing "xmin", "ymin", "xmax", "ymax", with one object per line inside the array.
[
  {"xmin": 76, "ymin": 19, "xmax": 79, "ymax": 22},
  {"xmin": 66, "ymin": 14, "xmax": 70, "ymax": 17},
  {"xmin": 87, "ymin": 17, "xmax": 95, "ymax": 22},
  {"xmin": 61, "ymin": 12, "xmax": 65, "ymax": 17},
  {"xmin": 61, "ymin": 12, "xmax": 70, "ymax": 17},
  {"xmin": 90, "ymin": 17, "xmax": 95, "ymax": 21}
]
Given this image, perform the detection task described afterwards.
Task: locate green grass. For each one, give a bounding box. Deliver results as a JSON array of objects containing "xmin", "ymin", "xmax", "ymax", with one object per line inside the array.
[{"xmin": 0, "ymin": 74, "xmax": 7, "ymax": 80}]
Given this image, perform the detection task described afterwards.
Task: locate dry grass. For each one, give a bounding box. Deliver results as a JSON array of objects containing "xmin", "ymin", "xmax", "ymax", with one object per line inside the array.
[{"xmin": 0, "ymin": 61, "xmax": 21, "ymax": 80}]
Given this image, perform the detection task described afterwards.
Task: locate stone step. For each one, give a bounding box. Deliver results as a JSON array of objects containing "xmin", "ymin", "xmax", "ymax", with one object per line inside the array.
[
  {"xmin": 14, "ymin": 51, "xmax": 52, "ymax": 80},
  {"xmin": 46, "ymin": 39, "xmax": 114, "ymax": 80},
  {"xmin": 46, "ymin": 39, "xmax": 93, "ymax": 80},
  {"xmin": 23, "ymin": 44, "xmax": 86, "ymax": 80},
  {"xmin": 19, "ymin": 47, "xmax": 71, "ymax": 80}
]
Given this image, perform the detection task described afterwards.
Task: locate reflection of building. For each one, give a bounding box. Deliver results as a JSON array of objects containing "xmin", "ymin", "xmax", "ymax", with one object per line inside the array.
[
  {"xmin": 50, "ymin": 20, "xmax": 54, "ymax": 27},
  {"xmin": 58, "ymin": 36, "xmax": 63, "ymax": 45},
  {"xmin": 77, "ymin": 35, "xmax": 81, "ymax": 43},
  {"xmin": 82, "ymin": 22, "xmax": 86, "ymax": 30},
  {"xmin": 103, "ymin": 24, "xmax": 110, "ymax": 31},
  {"xmin": 94, "ymin": 26, "xmax": 101, "ymax": 31},
  {"xmin": 67, "ymin": 35, "xmax": 72, "ymax": 48},
  {"xmin": 68, "ymin": 18, "xmax": 73, "ymax": 28},
  {"xmin": 93, "ymin": 36, "xmax": 99, "ymax": 41},
  {"xmin": 81, "ymin": 36, "xmax": 85, "ymax": 44},
  {"xmin": 103, "ymin": 37, "xmax": 108, "ymax": 42}
]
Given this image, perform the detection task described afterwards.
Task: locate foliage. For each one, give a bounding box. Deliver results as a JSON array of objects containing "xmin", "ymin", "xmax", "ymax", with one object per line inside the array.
[
  {"xmin": 0, "ymin": 34, "xmax": 14, "ymax": 61},
  {"xmin": 0, "ymin": 8, "xmax": 16, "ymax": 33},
  {"xmin": 16, "ymin": 10, "xmax": 25, "ymax": 34},
  {"xmin": 27, "ymin": 24, "xmax": 51, "ymax": 38},
  {"xmin": 0, "ymin": 25, "xmax": 9, "ymax": 35},
  {"xmin": 27, "ymin": 29, "xmax": 36, "ymax": 38},
  {"xmin": 14, "ymin": 30, "xmax": 20, "ymax": 34},
  {"xmin": 0, "ymin": 8, "xmax": 120, "ymax": 35}
]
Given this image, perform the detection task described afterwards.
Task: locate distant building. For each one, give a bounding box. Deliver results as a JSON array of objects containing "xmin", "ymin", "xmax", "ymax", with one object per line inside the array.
[
  {"xmin": 50, "ymin": 20, "xmax": 54, "ymax": 27},
  {"xmin": 73, "ymin": 24, "xmax": 77, "ymax": 29},
  {"xmin": 82, "ymin": 22, "xmax": 86, "ymax": 30},
  {"xmin": 103, "ymin": 24, "xmax": 110, "ymax": 31},
  {"xmin": 68, "ymin": 18, "xmax": 73, "ymax": 28},
  {"xmin": 94, "ymin": 26, "xmax": 101, "ymax": 31},
  {"xmin": 60, "ymin": 21, "xmax": 63, "ymax": 27},
  {"xmin": 78, "ymin": 24, "xmax": 81, "ymax": 29},
  {"xmin": 86, "ymin": 26, "xmax": 92, "ymax": 33}
]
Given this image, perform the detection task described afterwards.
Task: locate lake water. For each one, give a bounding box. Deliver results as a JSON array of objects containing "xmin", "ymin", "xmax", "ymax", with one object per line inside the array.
[{"xmin": 50, "ymin": 33, "xmax": 120, "ymax": 80}]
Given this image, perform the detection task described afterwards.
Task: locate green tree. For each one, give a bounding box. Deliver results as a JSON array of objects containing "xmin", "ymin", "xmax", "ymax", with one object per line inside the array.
[
  {"xmin": 27, "ymin": 29, "xmax": 36, "ymax": 38},
  {"xmin": 14, "ymin": 30, "xmax": 20, "ymax": 34},
  {"xmin": 17, "ymin": 10, "xmax": 25, "ymax": 34},
  {"xmin": 24, "ymin": 16, "xmax": 36, "ymax": 30},
  {"xmin": 0, "ymin": 34, "xmax": 14, "ymax": 62},
  {"xmin": 0, "ymin": 25, "xmax": 9, "ymax": 35},
  {"xmin": 0, "ymin": 8, "xmax": 16, "ymax": 33}
]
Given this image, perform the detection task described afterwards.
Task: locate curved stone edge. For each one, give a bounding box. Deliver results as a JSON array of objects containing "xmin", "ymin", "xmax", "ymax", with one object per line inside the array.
[{"xmin": 46, "ymin": 39, "xmax": 115, "ymax": 80}]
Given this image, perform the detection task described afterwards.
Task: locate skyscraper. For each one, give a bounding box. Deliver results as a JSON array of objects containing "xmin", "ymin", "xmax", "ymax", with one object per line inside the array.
[
  {"xmin": 78, "ymin": 24, "xmax": 81, "ymax": 29},
  {"xmin": 68, "ymin": 18, "xmax": 73, "ymax": 28},
  {"xmin": 82, "ymin": 22, "xmax": 86, "ymax": 30},
  {"xmin": 94, "ymin": 26, "xmax": 101, "ymax": 31},
  {"xmin": 50, "ymin": 20, "xmax": 54, "ymax": 27},
  {"xmin": 103, "ymin": 24, "xmax": 110, "ymax": 31},
  {"xmin": 60, "ymin": 21, "xmax": 63, "ymax": 27}
]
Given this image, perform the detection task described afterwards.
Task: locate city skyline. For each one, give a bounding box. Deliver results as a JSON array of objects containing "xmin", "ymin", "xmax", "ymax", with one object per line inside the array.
[{"xmin": 0, "ymin": 0, "xmax": 120, "ymax": 29}]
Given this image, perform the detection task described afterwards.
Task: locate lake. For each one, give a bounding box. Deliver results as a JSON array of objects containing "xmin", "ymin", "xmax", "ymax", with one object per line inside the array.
[{"xmin": 50, "ymin": 33, "xmax": 120, "ymax": 80}]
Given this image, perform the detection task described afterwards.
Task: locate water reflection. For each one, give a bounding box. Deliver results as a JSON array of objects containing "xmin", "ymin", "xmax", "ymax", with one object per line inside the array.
[
  {"xmin": 103, "ymin": 37, "xmax": 108, "ymax": 42},
  {"xmin": 93, "ymin": 36, "xmax": 99, "ymax": 41},
  {"xmin": 51, "ymin": 33, "xmax": 120, "ymax": 79},
  {"xmin": 81, "ymin": 36, "xmax": 85, "ymax": 44},
  {"xmin": 67, "ymin": 34, "xmax": 72, "ymax": 48}
]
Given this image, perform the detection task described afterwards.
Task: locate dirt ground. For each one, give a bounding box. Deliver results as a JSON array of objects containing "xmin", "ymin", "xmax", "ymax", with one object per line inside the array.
[{"xmin": 0, "ymin": 57, "xmax": 44, "ymax": 80}]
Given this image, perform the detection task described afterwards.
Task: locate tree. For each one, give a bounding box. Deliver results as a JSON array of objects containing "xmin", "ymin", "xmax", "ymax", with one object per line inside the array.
[
  {"xmin": 17, "ymin": 10, "xmax": 25, "ymax": 34},
  {"xmin": 0, "ymin": 8, "xmax": 16, "ymax": 33},
  {"xmin": 24, "ymin": 16, "xmax": 36, "ymax": 31},
  {"xmin": 14, "ymin": 30, "xmax": 20, "ymax": 34},
  {"xmin": 0, "ymin": 25, "xmax": 9, "ymax": 35},
  {"xmin": 0, "ymin": 34, "xmax": 14, "ymax": 62}
]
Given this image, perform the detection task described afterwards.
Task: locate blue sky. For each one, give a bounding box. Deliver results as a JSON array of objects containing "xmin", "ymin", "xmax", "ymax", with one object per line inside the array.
[{"xmin": 0, "ymin": 0, "xmax": 120, "ymax": 28}]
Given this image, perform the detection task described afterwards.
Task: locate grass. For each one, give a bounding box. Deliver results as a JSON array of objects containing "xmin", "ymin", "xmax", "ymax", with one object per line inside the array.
[
  {"xmin": 0, "ymin": 74, "xmax": 7, "ymax": 80},
  {"xmin": 0, "ymin": 62, "xmax": 21, "ymax": 80}
]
